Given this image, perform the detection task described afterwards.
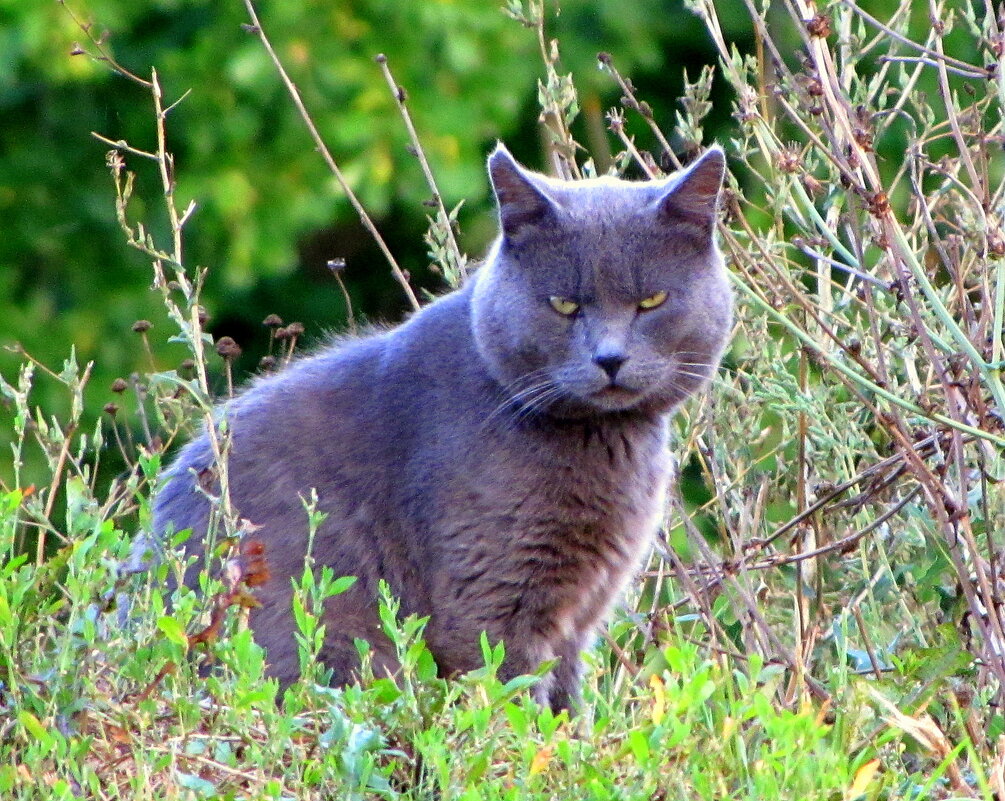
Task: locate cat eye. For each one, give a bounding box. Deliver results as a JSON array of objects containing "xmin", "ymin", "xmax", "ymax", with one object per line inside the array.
[
  {"xmin": 638, "ymin": 290, "xmax": 668, "ymax": 311},
  {"xmin": 548, "ymin": 296, "xmax": 580, "ymax": 316}
]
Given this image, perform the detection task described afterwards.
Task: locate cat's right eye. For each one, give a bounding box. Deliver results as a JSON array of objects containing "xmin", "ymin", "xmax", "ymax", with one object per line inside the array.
[{"xmin": 548, "ymin": 296, "xmax": 580, "ymax": 316}]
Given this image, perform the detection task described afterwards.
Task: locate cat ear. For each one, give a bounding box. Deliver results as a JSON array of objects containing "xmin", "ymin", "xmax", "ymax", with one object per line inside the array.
[
  {"xmin": 488, "ymin": 143, "xmax": 557, "ymax": 237},
  {"xmin": 657, "ymin": 146, "xmax": 726, "ymax": 237}
]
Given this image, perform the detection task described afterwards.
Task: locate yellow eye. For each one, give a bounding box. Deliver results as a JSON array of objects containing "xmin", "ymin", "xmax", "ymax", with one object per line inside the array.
[
  {"xmin": 638, "ymin": 290, "xmax": 668, "ymax": 310},
  {"xmin": 548, "ymin": 296, "xmax": 580, "ymax": 316}
]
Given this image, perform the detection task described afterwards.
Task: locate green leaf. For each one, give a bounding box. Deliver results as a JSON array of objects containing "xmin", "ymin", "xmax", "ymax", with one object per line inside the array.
[{"xmin": 156, "ymin": 616, "xmax": 189, "ymax": 649}]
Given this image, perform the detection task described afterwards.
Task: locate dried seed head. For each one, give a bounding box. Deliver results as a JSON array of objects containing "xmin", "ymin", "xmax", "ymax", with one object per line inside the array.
[
  {"xmin": 988, "ymin": 229, "xmax": 1005, "ymax": 258},
  {"xmin": 327, "ymin": 258, "xmax": 347, "ymax": 273},
  {"xmin": 802, "ymin": 174, "xmax": 823, "ymax": 197},
  {"xmin": 196, "ymin": 306, "xmax": 209, "ymax": 326},
  {"xmin": 215, "ymin": 336, "xmax": 242, "ymax": 360},
  {"xmin": 867, "ymin": 191, "xmax": 891, "ymax": 217},
  {"xmin": 262, "ymin": 313, "xmax": 283, "ymax": 328},
  {"xmin": 259, "ymin": 355, "xmax": 277, "ymax": 371},
  {"xmin": 273, "ymin": 326, "xmax": 290, "ymax": 341},
  {"xmin": 197, "ymin": 467, "xmax": 217, "ymax": 494},
  {"xmin": 776, "ymin": 145, "xmax": 802, "ymax": 174},
  {"xmin": 103, "ymin": 402, "xmax": 119, "ymax": 416},
  {"xmin": 131, "ymin": 320, "xmax": 152, "ymax": 333},
  {"xmin": 806, "ymin": 13, "xmax": 831, "ymax": 38},
  {"xmin": 111, "ymin": 378, "xmax": 128, "ymax": 393},
  {"xmin": 286, "ymin": 321, "xmax": 305, "ymax": 337},
  {"xmin": 853, "ymin": 127, "xmax": 874, "ymax": 151},
  {"xmin": 736, "ymin": 87, "xmax": 759, "ymax": 123}
]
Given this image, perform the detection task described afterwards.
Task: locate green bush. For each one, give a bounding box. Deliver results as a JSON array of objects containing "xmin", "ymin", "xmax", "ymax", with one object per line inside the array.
[{"xmin": 2, "ymin": 0, "xmax": 1004, "ymax": 798}]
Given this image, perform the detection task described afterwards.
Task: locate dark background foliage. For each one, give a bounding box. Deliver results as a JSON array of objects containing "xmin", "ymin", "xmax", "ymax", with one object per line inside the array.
[{"xmin": 1, "ymin": 0, "xmax": 753, "ymax": 488}]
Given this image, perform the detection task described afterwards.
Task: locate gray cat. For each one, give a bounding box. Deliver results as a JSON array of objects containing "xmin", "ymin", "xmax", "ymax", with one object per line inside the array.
[{"xmin": 153, "ymin": 144, "xmax": 732, "ymax": 712}]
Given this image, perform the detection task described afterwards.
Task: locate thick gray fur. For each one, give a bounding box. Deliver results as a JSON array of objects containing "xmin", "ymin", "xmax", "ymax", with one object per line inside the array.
[{"xmin": 153, "ymin": 144, "xmax": 733, "ymax": 712}]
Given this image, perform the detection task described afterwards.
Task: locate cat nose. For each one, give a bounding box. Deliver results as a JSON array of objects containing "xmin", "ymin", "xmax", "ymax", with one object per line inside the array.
[{"xmin": 594, "ymin": 352, "xmax": 627, "ymax": 380}]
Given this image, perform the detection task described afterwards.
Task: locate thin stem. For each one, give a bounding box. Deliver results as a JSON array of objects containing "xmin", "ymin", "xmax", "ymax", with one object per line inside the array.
[
  {"xmin": 376, "ymin": 54, "xmax": 467, "ymax": 285},
  {"xmin": 241, "ymin": 0, "xmax": 420, "ymax": 311}
]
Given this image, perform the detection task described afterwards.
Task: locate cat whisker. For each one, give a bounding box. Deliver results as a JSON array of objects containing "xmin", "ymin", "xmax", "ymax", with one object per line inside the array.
[
  {"xmin": 499, "ymin": 366, "xmax": 556, "ymax": 395},
  {"xmin": 485, "ymin": 376, "xmax": 565, "ymax": 429},
  {"xmin": 674, "ymin": 369, "xmax": 733, "ymax": 391}
]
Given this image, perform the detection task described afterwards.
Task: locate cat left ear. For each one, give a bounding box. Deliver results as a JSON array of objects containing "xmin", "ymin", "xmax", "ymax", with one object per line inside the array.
[
  {"xmin": 488, "ymin": 143, "xmax": 557, "ymax": 238},
  {"xmin": 657, "ymin": 146, "xmax": 726, "ymax": 237}
]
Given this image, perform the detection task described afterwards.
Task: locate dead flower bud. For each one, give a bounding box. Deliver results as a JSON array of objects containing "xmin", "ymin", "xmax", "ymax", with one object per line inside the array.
[
  {"xmin": 867, "ymin": 191, "xmax": 891, "ymax": 217},
  {"xmin": 285, "ymin": 322, "xmax": 305, "ymax": 338},
  {"xmin": 806, "ymin": 13, "xmax": 831, "ymax": 38},
  {"xmin": 853, "ymin": 127, "xmax": 874, "ymax": 151},
  {"xmin": 131, "ymin": 320, "xmax": 152, "ymax": 333},
  {"xmin": 327, "ymin": 257, "xmax": 347, "ymax": 273},
  {"xmin": 776, "ymin": 145, "xmax": 802, "ymax": 174},
  {"xmin": 215, "ymin": 336, "xmax": 242, "ymax": 360},
  {"xmin": 988, "ymin": 230, "xmax": 1005, "ymax": 258},
  {"xmin": 103, "ymin": 402, "xmax": 119, "ymax": 416},
  {"xmin": 802, "ymin": 174, "xmax": 824, "ymax": 197},
  {"xmin": 262, "ymin": 313, "xmax": 283, "ymax": 328},
  {"xmin": 111, "ymin": 378, "xmax": 128, "ymax": 393},
  {"xmin": 259, "ymin": 355, "xmax": 277, "ymax": 371}
]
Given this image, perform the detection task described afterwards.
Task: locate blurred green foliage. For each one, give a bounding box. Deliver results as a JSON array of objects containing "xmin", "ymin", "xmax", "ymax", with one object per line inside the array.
[{"xmin": 1, "ymin": 0, "xmax": 750, "ymax": 486}]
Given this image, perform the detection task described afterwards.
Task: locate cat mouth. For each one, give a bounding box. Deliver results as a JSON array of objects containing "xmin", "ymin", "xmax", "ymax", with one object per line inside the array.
[{"xmin": 591, "ymin": 383, "xmax": 641, "ymax": 405}]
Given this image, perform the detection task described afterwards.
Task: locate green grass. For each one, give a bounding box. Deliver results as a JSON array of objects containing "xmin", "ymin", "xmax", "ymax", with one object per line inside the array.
[
  {"xmin": 3, "ymin": 0, "xmax": 1005, "ymax": 797},
  {"xmin": 0, "ymin": 485, "xmax": 934, "ymax": 800}
]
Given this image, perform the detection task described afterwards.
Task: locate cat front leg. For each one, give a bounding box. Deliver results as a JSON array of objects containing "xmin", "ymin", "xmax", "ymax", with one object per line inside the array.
[{"xmin": 546, "ymin": 636, "xmax": 586, "ymax": 713}]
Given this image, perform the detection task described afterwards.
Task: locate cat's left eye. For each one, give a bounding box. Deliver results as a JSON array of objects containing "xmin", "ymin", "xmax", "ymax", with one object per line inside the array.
[
  {"xmin": 549, "ymin": 296, "xmax": 580, "ymax": 316},
  {"xmin": 638, "ymin": 290, "xmax": 668, "ymax": 311}
]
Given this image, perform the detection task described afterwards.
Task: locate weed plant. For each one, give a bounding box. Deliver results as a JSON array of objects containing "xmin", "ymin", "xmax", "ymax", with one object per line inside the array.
[{"xmin": 2, "ymin": 0, "xmax": 1004, "ymax": 798}]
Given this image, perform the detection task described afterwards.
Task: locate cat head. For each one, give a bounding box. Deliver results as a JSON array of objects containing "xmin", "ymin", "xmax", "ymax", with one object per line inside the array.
[{"xmin": 471, "ymin": 143, "xmax": 733, "ymax": 420}]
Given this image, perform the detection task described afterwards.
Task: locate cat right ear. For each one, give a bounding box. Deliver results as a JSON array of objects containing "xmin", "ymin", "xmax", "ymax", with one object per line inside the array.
[
  {"xmin": 657, "ymin": 146, "xmax": 726, "ymax": 238},
  {"xmin": 488, "ymin": 143, "xmax": 557, "ymax": 237}
]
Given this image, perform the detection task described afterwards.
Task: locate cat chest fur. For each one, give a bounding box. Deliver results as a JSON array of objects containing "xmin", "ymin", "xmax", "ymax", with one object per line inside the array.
[{"xmin": 442, "ymin": 416, "xmax": 670, "ymax": 627}]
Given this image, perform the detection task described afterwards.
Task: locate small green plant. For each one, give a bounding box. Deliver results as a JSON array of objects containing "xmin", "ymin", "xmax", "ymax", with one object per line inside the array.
[{"xmin": 2, "ymin": 0, "xmax": 1003, "ymax": 798}]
